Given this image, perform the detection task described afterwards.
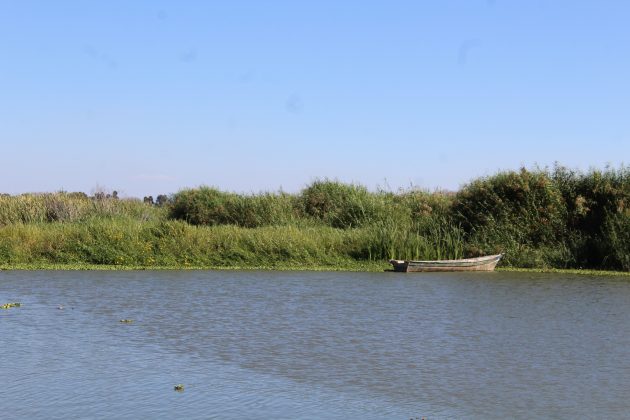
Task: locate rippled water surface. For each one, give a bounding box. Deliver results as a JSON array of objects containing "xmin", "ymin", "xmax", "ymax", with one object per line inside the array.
[{"xmin": 2, "ymin": 270, "xmax": 630, "ymax": 419}]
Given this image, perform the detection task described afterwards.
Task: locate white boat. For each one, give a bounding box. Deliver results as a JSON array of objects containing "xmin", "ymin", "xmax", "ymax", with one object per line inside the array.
[{"xmin": 389, "ymin": 254, "xmax": 503, "ymax": 272}]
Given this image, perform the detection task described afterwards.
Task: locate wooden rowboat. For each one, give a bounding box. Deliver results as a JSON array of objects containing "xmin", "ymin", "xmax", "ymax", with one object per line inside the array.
[{"xmin": 389, "ymin": 253, "xmax": 503, "ymax": 272}]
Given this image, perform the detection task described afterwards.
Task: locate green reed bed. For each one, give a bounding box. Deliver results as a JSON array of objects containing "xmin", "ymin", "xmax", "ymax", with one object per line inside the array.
[
  {"xmin": 0, "ymin": 261, "xmax": 389, "ymax": 272},
  {"xmin": 0, "ymin": 193, "xmax": 165, "ymax": 225},
  {"xmin": 0, "ymin": 165, "xmax": 628, "ymax": 271},
  {"xmin": 454, "ymin": 166, "xmax": 630, "ymax": 270},
  {"xmin": 0, "ymin": 218, "xmax": 384, "ymax": 269},
  {"xmin": 496, "ymin": 267, "xmax": 630, "ymax": 277}
]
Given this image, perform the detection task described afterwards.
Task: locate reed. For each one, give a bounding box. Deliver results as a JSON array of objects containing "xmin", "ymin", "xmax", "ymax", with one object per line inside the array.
[
  {"xmin": 0, "ymin": 164, "xmax": 628, "ymax": 271},
  {"xmin": 0, "ymin": 193, "xmax": 164, "ymax": 226},
  {"xmin": 298, "ymin": 179, "xmax": 390, "ymax": 228},
  {"xmin": 169, "ymin": 187, "xmax": 300, "ymax": 227},
  {"xmin": 0, "ymin": 219, "xmax": 375, "ymax": 268}
]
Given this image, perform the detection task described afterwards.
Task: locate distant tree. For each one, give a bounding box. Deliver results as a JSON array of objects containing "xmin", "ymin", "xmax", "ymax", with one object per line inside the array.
[
  {"xmin": 91, "ymin": 185, "xmax": 118, "ymax": 201},
  {"xmin": 156, "ymin": 194, "xmax": 168, "ymax": 206},
  {"xmin": 143, "ymin": 196, "xmax": 154, "ymax": 205},
  {"xmin": 67, "ymin": 192, "xmax": 88, "ymax": 199}
]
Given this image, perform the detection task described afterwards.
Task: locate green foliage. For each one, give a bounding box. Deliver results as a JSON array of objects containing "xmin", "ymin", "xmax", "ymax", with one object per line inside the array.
[
  {"xmin": 0, "ymin": 219, "xmax": 372, "ymax": 268},
  {"xmin": 169, "ymin": 187, "xmax": 297, "ymax": 227},
  {"xmin": 360, "ymin": 217, "xmax": 464, "ymax": 262},
  {"xmin": 299, "ymin": 179, "xmax": 387, "ymax": 228},
  {"xmin": 0, "ymin": 165, "xmax": 629, "ymax": 271},
  {"xmin": 599, "ymin": 210, "xmax": 630, "ymax": 270},
  {"xmin": 454, "ymin": 168, "xmax": 567, "ymax": 243},
  {"xmin": 0, "ymin": 193, "xmax": 164, "ymax": 226},
  {"xmin": 448, "ymin": 165, "xmax": 629, "ymax": 270},
  {"xmin": 452, "ymin": 168, "xmax": 569, "ymax": 267},
  {"xmin": 552, "ymin": 165, "xmax": 630, "ymax": 268}
]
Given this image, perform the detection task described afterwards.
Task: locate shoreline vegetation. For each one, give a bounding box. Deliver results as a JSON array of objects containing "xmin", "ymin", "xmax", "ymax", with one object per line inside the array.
[
  {"xmin": 1, "ymin": 164, "xmax": 628, "ymax": 274},
  {"xmin": 1, "ymin": 263, "xmax": 629, "ymax": 277}
]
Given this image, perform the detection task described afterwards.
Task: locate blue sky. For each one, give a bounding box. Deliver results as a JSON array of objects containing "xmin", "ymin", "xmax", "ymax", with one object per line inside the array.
[{"xmin": 1, "ymin": 1, "xmax": 628, "ymax": 197}]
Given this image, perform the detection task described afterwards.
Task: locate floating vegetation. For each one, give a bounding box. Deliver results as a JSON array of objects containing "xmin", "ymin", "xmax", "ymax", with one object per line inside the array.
[
  {"xmin": 174, "ymin": 384, "xmax": 184, "ymax": 392},
  {"xmin": 119, "ymin": 319, "xmax": 133, "ymax": 323},
  {"xmin": 1, "ymin": 302, "xmax": 21, "ymax": 309}
]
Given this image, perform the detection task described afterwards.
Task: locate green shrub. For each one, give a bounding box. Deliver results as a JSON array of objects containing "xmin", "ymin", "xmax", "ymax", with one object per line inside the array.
[
  {"xmin": 299, "ymin": 179, "xmax": 387, "ymax": 228},
  {"xmin": 453, "ymin": 168, "xmax": 568, "ymax": 265},
  {"xmin": 596, "ymin": 210, "xmax": 630, "ymax": 270},
  {"xmin": 169, "ymin": 187, "xmax": 297, "ymax": 227},
  {"xmin": 0, "ymin": 165, "xmax": 628, "ymax": 271},
  {"xmin": 0, "ymin": 193, "xmax": 163, "ymax": 226},
  {"xmin": 552, "ymin": 165, "xmax": 630, "ymax": 268}
]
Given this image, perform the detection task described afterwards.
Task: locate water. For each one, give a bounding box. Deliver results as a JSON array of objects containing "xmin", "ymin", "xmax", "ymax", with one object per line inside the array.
[{"xmin": 2, "ymin": 270, "xmax": 630, "ymax": 419}]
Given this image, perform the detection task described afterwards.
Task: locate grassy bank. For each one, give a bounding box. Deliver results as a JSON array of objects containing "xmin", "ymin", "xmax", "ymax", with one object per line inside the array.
[
  {"xmin": 2, "ymin": 262, "xmax": 629, "ymax": 277},
  {"xmin": 0, "ymin": 164, "xmax": 628, "ymax": 272},
  {"xmin": 0, "ymin": 219, "xmax": 390, "ymax": 270},
  {"xmin": 0, "ymin": 261, "xmax": 389, "ymax": 272},
  {"xmin": 496, "ymin": 267, "xmax": 630, "ymax": 277}
]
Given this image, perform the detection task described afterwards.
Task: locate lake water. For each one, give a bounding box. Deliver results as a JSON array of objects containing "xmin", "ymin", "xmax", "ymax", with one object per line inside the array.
[{"xmin": 2, "ymin": 270, "xmax": 630, "ymax": 419}]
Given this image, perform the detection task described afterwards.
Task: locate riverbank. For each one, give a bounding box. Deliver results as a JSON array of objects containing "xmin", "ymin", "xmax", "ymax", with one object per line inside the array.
[
  {"xmin": 496, "ymin": 267, "xmax": 630, "ymax": 277},
  {"xmin": 1, "ymin": 165, "xmax": 628, "ymax": 271},
  {"xmin": 2, "ymin": 262, "xmax": 629, "ymax": 277},
  {"xmin": 0, "ymin": 261, "xmax": 390, "ymax": 272}
]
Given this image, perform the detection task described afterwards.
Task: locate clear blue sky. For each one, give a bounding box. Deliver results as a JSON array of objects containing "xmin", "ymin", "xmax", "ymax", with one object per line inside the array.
[{"xmin": 1, "ymin": 1, "xmax": 628, "ymax": 197}]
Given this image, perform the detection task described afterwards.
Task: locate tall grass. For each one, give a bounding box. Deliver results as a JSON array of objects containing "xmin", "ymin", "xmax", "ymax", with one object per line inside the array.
[
  {"xmin": 167, "ymin": 181, "xmax": 466, "ymax": 262},
  {"xmin": 0, "ymin": 193, "xmax": 164, "ymax": 226},
  {"xmin": 298, "ymin": 179, "xmax": 389, "ymax": 228},
  {"xmin": 453, "ymin": 165, "xmax": 629, "ymax": 269},
  {"xmin": 362, "ymin": 218, "xmax": 464, "ymax": 261},
  {"xmin": 1, "ymin": 165, "xmax": 628, "ymax": 270},
  {"xmin": 0, "ymin": 219, "xmax": 371, "ymax": 268},
  {"xmin": 552, "ymin": 165, "xmax": 630, "ymax": 268},
  {"xmin": 169, "ymin": 187, "xmax": 300, "ymax": 227}
]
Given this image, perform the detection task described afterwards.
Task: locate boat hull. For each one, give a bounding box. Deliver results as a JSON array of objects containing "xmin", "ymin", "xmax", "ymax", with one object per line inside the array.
[{"xmin": 389, "ymin": 254, "xmax": 503, "ymax": 272}]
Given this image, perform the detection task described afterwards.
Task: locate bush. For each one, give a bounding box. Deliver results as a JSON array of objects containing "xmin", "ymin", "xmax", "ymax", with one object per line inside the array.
[
  {"xmin": 601, "ymin": 210, "xmax": 630, "ymax": 270},
  {"xmin": 169, "ymin": 187, "xmax": 297, "ymax": 227},
  {"xmin": 1, "ymin": 165, "xmax": 628, "ymax": 271},
  {"xmin": 299, "ymin": 179, "xmax": 386, "ymax": 228},
  {"xmin": 453, "ymin": 168, "xmax": 568, "ymax": 266},
  {"xmin": 0, "ymin": 193, "xmax": 163, "ymax": 226},
  {"xmin": 552, "ymin": 165, "xmax": 630, "ymax": 268}
]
